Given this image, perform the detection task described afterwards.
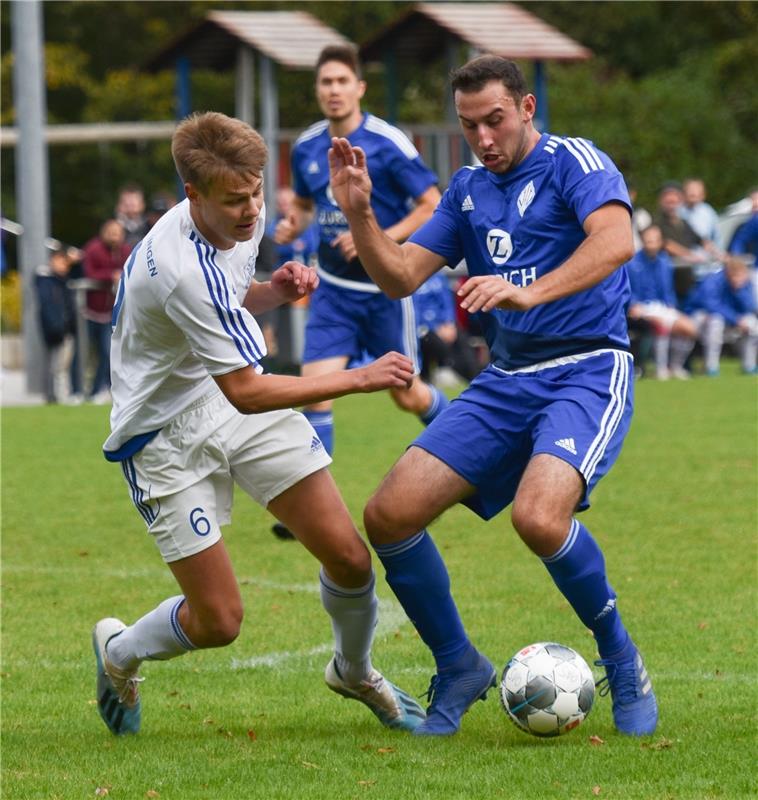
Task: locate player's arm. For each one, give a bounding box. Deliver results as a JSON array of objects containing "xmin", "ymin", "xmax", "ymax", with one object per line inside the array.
[
  {"xmin": 458, "ymin": 202, "xmax": 635, "ymax": 313},
  {"xmin": 273, "ymin": 195, "xmax": 315, "ymax": 245},
  {"xmin": 213, "ymin": 352, "xmax": 414, "ymax": 414},
  {"xmin": 242, "ymin": 261, "xmax": 319, "ymax": 314},
  {"xmin": 329, "ymin": 137, "xmax": 446, "ymax": 297},
  {"xmin": 384, "ymin": 185, "xmax": 441, "ymax": 243}
]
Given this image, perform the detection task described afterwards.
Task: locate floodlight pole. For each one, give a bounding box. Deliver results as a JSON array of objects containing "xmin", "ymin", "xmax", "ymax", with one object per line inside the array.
[{"xmin": 11, "ymin": 0, "xmax": 49, "ymax": 394}]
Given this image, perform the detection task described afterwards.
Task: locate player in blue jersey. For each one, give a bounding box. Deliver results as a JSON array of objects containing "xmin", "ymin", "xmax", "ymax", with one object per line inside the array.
[
  {"xmin": 329, "ymin": 55, "xmax": 659, "ymax": 738},
  {"xmin": 275, "ymin": 46, "xmax": 445, "ymax": 464}
]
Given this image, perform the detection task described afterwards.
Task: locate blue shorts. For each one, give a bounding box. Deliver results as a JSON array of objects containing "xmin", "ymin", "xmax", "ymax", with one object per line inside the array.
[
  {"xmin": 413, "ymin": 349, "xmax": 634, "ymax": 520},
  {"xmin": 302, "ymin": 279, "xmax": 420, "ymax": 368}
]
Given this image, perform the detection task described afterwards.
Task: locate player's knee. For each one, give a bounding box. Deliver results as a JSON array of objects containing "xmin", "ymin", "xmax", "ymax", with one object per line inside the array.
[
  {"xmin": 322, "ymin": 539, "xmax": 372, "ymax": 586},
  {"xmin": 364, "ymin": 495, "xmax": 415, "ymax": 545},
  {"xmin": 195, "ymin": 604, "xmax": 244, "ymax": 648},
  {"xmin": 511, "ymin": 502, "xmax": 565, "ymax": 555}
]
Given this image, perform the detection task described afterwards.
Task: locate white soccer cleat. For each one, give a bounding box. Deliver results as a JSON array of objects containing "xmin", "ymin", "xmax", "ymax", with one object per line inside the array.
[
  {"xmin": 92, "ymin": 617, "xmax": 143, "ymax": 735},
  {"xmin": 325, "ymin": 657, "xmax": 426, "ymax": 731}
]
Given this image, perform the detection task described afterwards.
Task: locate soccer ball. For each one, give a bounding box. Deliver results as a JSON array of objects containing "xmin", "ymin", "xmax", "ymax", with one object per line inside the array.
[{"xmin": 500, "ymin": 642, "xmax": 595, "ymax": 737}]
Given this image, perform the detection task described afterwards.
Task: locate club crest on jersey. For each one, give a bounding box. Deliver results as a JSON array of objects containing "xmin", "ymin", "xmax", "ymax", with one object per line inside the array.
[
  {"xmin": 487, "ymin": 228, "xmax": 513, "ymax": 265},
  {"xmin": 244, "ymin": 254, "xmax": 256, "ymax": 285},
  {"xmin": 517, "ymin": 180, "xmax": 535, "ymax": 217}
]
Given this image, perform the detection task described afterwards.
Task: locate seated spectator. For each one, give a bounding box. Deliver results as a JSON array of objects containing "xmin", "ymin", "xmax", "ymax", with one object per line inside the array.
[
  {"xmin": 413, "ymin": 271, "xmax": 482, "ymax": 386},
  {"xmin": 729, "ymin": 188, "xmax": 758, "ymax": 259},
  {"xmin": 625, "ymin": 225, "xmax": 697, "ymax": 380},
  {"xmin": 82, "ymin": 219, "xmax": 130, "ymax": 403},
  {"xmin": 35, "ymin": 246, "xmax": 78, "ymax": 403},
  {"xmin": 680, "ymin": 177, "xmax": 722, "ymax": 248},
  {"xmin": 115, "ymin": 183, "xmax": 150, "ymax": 248},
  {"xmin": 684, "ymin": 255, "xmax": 757, "ymax": 376}
]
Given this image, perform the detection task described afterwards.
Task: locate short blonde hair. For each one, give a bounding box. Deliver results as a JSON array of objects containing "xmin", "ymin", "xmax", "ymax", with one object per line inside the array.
[{"xmin": 171, "ymin": 112, "xmax": 267, "ymax": 194}]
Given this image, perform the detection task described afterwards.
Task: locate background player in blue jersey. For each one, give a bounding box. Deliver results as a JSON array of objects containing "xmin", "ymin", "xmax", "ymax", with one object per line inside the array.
[
  {"xmin": 275, "ymin": 46, "xmax": 446, "ymax": 466},
  {"xmin": 328, "ymin": 55, "xmax": 658, "ymax": 738}
]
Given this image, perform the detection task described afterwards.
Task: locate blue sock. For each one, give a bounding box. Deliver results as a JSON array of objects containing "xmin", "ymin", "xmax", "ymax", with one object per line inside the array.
[
  {"xmin": 304, "ymin": 410, "xmax": 334, "ymax": 455},
  {"xmin": 373, "ymin": 530, "xmax": 470, "ymax": 670},
  {"xmin": 542, "ymin": 519, "xmax": 629, "ymax": 659},
  {"xmin": 419, "ymin": 384, "xmax": 449, "ymax": 426}
]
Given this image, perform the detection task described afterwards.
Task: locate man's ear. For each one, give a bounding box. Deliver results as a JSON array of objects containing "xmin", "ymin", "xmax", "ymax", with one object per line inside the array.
[{"xmin": 184, "ymin": 182, "xmax": 200, "ymax": 203}]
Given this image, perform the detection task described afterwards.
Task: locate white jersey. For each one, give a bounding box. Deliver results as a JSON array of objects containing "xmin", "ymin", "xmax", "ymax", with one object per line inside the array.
[{"xmin": 104, "ymin": 199, "xmax": 267, "ymax": 456}]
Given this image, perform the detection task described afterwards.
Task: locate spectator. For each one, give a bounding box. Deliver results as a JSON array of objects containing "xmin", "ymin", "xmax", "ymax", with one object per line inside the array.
[
  {"xmin": 413, "ymin": 271, "xmax": 482, "ymax": 386},
  {"xmin": 684, "ymin": 255, "xmax": 758, "ymax": 375},
  {"xmin": 146, "ymin": 190, "xmax": 177, "ymax": 229},
  {"xmin": 35, "ymin": 246, "xmax": 78, "ymax": 403},
  {"xmin": 625, "ymin": 225, "xmax": 697, "ymax": 379},
  {"xmin": 82, "ymin": 219, "xmax": 130, "ymax": 402},
  {"xmin": 115, "ymin": 183, "xmax": 150, "ymax": 247},
  {"xmin": 653, "ymin": 182, "xmax": 716, "ymax": 267},
  {"xmin": 729, "ymin": 188, "xmax": 758, "ymax": 258},
  {"xmin": 680, "ymin": 177, "xmax": 722, "ymax": 248}
]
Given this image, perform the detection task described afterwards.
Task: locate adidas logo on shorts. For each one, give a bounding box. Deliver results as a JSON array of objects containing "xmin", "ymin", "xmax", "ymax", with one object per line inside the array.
[
  {"xmin": 554, "ymin": 437, "xmax": 577, "ymax": 455},
  {"xmin": 310, "ymin": 436, "xmax": 323, "ymax": 453}
]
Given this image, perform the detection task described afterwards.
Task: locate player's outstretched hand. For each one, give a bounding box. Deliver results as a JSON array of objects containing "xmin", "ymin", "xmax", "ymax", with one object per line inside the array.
[
  {"xmin": 355, "ymin": 352, "xmax": 414, "ymax": 392},
  {"xmin": 328, "ymin": 137, "xmax": 372, "ymax": 216},
  {"xmin": 458, "ymin": 275, "xmax": 536, "ymax": 313},
  {"xmin": 271, "ymin": 261, "xmax": 319, "ymax": 301}
]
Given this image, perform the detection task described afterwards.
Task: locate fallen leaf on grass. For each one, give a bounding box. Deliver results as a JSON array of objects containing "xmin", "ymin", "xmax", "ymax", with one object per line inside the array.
[
  {"xmin": 94, "ymin": 788, "xmax": 109, "ymax": 797},
  {"xmin": 697, "ymin": 621, "xmax": 709, "ymax": 630},
  {"xmin": 301, "ymin": 761, "xmax": 320, "ymax": 770},
  {"xmin": 145, "ymin": 791, "xmax": 160, "ymax": 798},
  {"xmin": 358, "ymin": 780, "xmax": 377, "ymax": 787},
  {"xmin": 641, "ymin": 737, "xmax": 674, "ymax": 751},
  {"xmin": 592, "ymin": 787, "xmax": 602, "ymax": 796},
  {"xmin": 588, "ymin": 735, "xmax": 605, "ymax": 746},
  {"xmin": 247, "ymin": 729, "xmax": 257, "ymax": 741},
  {"xmin": 376, "ymin": 747, "xmax": 395, "ymax": 754},
  {"xmin": 202, "ymin": 718, "xmax": 214, "ymax": 725}
]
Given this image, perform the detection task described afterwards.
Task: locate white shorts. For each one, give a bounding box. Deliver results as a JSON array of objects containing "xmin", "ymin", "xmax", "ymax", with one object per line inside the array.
[
  {"xmin": 637, "ymin": 301, "xmax": 681, "ymax": 330},
  {"xmin": 119, "ymin": 390, "xmax": 332, "ymax": 562}
]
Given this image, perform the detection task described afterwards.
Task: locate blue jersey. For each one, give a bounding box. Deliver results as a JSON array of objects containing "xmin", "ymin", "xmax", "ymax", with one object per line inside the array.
[
  {"xmin": 291, "ymin": 112, "xmax": 438, "ymax": 286},
  {"xmin": 729, "ymin": 214, "xmax": 758, "ymax": 257},
  {"xmin": 413, "ymin": 272, "xmax": 456, "ymax": 334},
  {"xmin": 409, "ymin": 133, "xmax": 632, "ymax": 369},
  {"xmin": 624, "ymin": 250, "xmax": 677, "ymax": 307},
  {"xmin": 684, "ymin": 269, "xmax": 757, "ymax": 325}
]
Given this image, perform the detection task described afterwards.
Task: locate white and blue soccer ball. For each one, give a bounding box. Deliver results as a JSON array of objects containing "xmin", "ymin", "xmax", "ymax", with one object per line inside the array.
[{"xmin": 500, "ymin": 642, "xmax": 595, "ymax": 737}]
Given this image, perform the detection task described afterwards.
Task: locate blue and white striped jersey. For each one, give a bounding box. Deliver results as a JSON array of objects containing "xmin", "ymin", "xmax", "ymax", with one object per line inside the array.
[
  {"xmin": 410, "ymin": 133, "xmax": 632, "ymax": 370},
  {"xmin": 104, "ymin": 199, "xmax": 267, "ymax": 456},
  {"xmin": 291, "ymin": 112, "xmax": 438, "ymax": 287}
]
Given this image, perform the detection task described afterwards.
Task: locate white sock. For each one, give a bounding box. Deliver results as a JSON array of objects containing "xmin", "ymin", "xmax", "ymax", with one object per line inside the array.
[
  {"xmin": 106, "ymin": 595, "xmax": 196, "ymax": 670},
  {"xmin": 319, "ymin": 568, "xmax": 377, "ymax": 686}
]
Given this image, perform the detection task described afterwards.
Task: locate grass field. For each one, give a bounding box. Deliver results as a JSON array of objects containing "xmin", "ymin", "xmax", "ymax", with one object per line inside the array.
[{"xmin": 2, "ymin": 365, "xmax": 756, "ymax": 800}]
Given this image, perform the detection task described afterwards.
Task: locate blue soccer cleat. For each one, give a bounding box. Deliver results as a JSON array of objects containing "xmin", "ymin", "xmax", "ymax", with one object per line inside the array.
[
  {"xmin": 325, "ymin": 658, "xmax": 426, "ymax": 731},
  {"xmin": 92, "ymin": 618, "xmax": 143, "ymax": 735},
  {"xmin": 413, "ymin": 646, "xmax": 497, "ymax": 736},
  {"xmin": 595, "ymin": 641, "xmax": 658, "ymax": 736}
]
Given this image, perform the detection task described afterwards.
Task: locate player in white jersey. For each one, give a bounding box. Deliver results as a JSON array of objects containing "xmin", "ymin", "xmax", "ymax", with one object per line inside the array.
[
  {"xmin": 329, "ymin": 57, "xmax": 658, "ymax": 738},
  {"xmin": 92, "ymin": 111, "xmax": 426, "ymax": 736}
]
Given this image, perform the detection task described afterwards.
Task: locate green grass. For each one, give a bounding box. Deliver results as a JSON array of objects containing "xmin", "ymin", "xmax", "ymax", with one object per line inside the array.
[{"xmin": 2, "ymin": 365, "xmax": 757, "ymax": 799}]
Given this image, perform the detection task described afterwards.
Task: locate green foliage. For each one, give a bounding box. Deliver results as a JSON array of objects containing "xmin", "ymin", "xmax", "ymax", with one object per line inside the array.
[
  {"xmin": 1, "ymin": 1, "xmax": 756, "ymax": 245},
  {"xmin": 2, "ymin": 368, "xmax": 757, "ymax": 798}
]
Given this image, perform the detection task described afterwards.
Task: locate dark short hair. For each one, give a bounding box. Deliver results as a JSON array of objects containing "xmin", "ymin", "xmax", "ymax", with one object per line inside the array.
[
  {"xmin": 450, "ymin": 56, "xmax": 529, "ymax": 103},
  {"xmin": 316, "ymin": 45, "xmax": 362, "ymax": 79}
]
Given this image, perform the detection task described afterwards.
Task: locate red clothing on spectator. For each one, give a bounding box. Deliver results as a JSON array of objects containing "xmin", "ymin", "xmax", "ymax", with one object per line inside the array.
[{"xmin": 82, "ymin": 237, "xmax": 130, "ymax": 323}]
